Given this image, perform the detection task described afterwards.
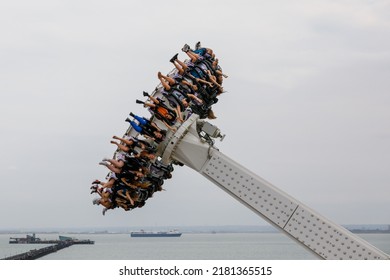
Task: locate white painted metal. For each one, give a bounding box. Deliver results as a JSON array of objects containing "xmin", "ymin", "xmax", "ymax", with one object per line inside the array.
[{"xmin": 161, "ymin": 115, "xmax": 390, "ymax": 260}]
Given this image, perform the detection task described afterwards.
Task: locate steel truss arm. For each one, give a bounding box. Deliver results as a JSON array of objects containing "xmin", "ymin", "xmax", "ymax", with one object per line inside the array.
[{"xmin": 161, "ymin": 114, "xmax": 389, "ymax": 260}]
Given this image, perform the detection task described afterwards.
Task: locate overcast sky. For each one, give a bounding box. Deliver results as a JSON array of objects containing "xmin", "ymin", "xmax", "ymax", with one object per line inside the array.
[{"xmin": 0, "ymin": 0, "xmax": 389, "ymax": 230}]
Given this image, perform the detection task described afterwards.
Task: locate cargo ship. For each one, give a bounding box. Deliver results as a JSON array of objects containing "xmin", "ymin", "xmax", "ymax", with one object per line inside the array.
[{"xmin": 130, "ymin": 229, "xmax": 182, "ymax": 237}]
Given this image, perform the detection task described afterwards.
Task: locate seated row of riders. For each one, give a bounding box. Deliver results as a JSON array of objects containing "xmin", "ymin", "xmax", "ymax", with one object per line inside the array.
[
  {"xmin": 91, "ymin": 135, "xmax": 174, "ymax": 215},
  {"xmin": 91, "ymin": 42, "xmax": 226, "ymax": 215}
]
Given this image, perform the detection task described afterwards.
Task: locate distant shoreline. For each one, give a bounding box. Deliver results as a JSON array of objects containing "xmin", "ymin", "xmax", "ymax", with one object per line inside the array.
[
  {"xmin": 1, "ymin": 224, "xmax": 390, "ymax": 235},
  {"xmin": 349, "ymin": 229, "xmax": 390, "ymax": 234}
]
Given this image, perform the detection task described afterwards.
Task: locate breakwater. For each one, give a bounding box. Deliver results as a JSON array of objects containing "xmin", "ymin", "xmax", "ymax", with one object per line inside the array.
[
  {"xmin": 2, "ymin": 241, "xmax": 72, "ymax": 260},
  {"xmin": 3, "ymin": 234, "xmax": 94, "ymax": 260}
]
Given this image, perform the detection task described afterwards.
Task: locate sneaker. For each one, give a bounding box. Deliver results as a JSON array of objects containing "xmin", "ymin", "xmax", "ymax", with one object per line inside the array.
[
  {"xmin": 99, "ymin": 161, "xmax": 108, "ymax": 166},
  {"xmin": 90, "ymin": 185, "xmax": 98, "ymax": 193},
  {"xmin": 181, "ymin": 44, "xmax": 190, "ymax": 52},
  {"xmin": 143, "ymin": 91, "xmax": 149, "ymax": 97},
  {"xmin": 169, "ymin": 53, "xmax": 178, "ymax": 63},
  {"xmin": 102, "ymin": 157, "xmax": 111, "ymax": 162},
  {"xmin": 125, "ymin": 117, "xmax": 131, "ymax": 123},
  {"xmin": 92, "ymin": 198, "xmax": 100, "ymax": 205},
  {"xmin": 129, "ymin": 112, "xmax": 135, "ymax": 117},
  {"xmin": 195, "ymin": 41, "xmax": 201, "ymax": 50},
  {"xmin": 135, "ymin": 99, "xmax": 144, "ymax": 104}
]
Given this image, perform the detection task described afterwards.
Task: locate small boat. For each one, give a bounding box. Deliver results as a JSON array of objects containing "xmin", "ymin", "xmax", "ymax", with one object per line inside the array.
[{"xmin": 130, "ymin": 229, "xmax": 182, "ymax": 237}]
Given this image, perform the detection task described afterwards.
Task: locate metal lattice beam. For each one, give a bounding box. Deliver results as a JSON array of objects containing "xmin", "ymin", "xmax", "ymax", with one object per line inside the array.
[{"xmin": 161, "ymin": 114, "xmax": 390, "ymax": 260}]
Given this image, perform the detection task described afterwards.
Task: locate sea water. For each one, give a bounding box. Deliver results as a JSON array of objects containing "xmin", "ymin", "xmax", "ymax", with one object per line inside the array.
[{"xmin": 1, "ymin": 233, "xmax": 389, "ymax": 260}]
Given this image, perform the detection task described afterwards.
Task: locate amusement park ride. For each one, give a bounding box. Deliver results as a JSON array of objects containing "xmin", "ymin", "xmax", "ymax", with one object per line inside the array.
[
  {"xmin": 95, "ymin": 44, "xmax": 390, "ymax": 260},
  {"xmin": 161, "ymin": 114, "xmax": 389, "ymax": 260}
]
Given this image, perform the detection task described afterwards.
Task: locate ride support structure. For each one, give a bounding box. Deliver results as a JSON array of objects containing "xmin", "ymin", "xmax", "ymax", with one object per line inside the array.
[{"xmin": 159, "ymin": 114, "xmax": 390, "ymax": 260}]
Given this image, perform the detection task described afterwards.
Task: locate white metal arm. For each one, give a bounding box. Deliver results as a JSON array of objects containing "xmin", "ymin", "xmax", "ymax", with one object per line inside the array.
[{"xmin": 160, "ymin": 114, "xmax": 389, "ymax": 260}]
